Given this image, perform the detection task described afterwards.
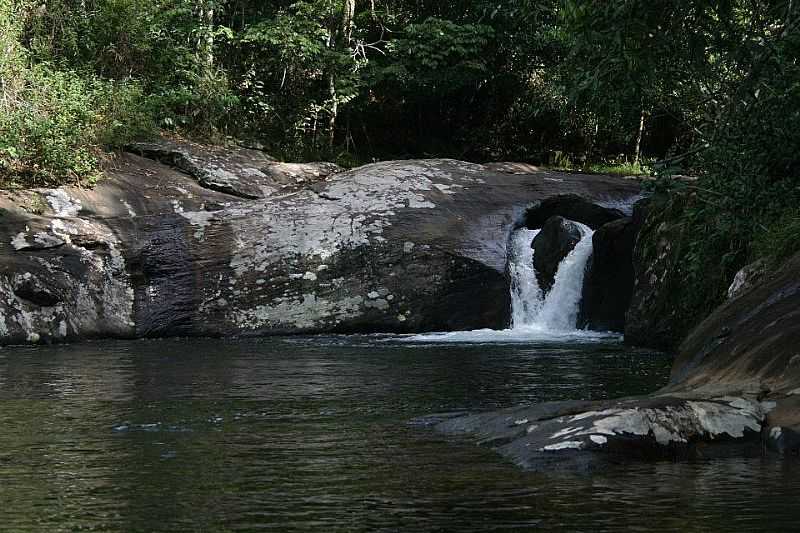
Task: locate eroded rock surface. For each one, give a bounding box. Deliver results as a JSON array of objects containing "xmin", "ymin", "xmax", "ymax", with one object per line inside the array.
[
  {"xmin": 0, "ymin": 138, "xmax": 639, "ymax": 344},
  {"xmin": 531, "ymin": 216, "xmax": 583, "ymax": 292},
  {"xmin": 436, "ymin": 395, "xmax": 773, "ymax": 472},
  {"xmin": 524, "ymin": 194, "xmax": 625, "ymax": 230},
  {"xmin": 579, "ymin": 210, "xmax": 643, "ymax": 332}
]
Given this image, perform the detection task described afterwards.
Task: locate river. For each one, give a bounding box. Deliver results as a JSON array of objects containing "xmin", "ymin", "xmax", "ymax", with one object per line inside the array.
[{"xmin": 1, "ymin": 336, "xmax": 797, "ymax": 531}]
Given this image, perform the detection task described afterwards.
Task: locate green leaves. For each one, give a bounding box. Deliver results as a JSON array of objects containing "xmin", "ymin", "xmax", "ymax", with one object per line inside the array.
[
  {"xmin": 1, "ymin": 0, "xmax": 796, "ymax": 201},
  {"xmin": 1, "ymin": 65, "xmax": 102, "ymax": 185},
  {"xmin": 381, "ymin": 17, "xmax": 494, "ymax": 91},
  {"xmin": 610, "ymin": 0, "xmax": 800, "ymax": 337},
  {"xmin": 240, "ymin": 10, "xmax": 327, "ymax": 63}
]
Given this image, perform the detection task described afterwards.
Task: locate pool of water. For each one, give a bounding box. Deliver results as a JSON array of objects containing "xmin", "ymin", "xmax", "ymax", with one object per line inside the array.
[{"xmin": 0, "ymin": 336, "xmax": 797, "ymax": 531}]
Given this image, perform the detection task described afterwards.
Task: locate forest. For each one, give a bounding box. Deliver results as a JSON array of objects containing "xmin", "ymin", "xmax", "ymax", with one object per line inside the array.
[
  {"xmin": 0, "ymin": 0, "xmax": 799, "ymax": 328},
  {"xmin": 3, "ymin": 4, "xmax": 800, "ymax": 527}
]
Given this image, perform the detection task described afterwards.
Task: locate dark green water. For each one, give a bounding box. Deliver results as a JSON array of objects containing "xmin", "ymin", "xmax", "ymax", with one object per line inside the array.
[{"xmin": 0, "ymin": 336, "xmax": 797, "ymax": 532}]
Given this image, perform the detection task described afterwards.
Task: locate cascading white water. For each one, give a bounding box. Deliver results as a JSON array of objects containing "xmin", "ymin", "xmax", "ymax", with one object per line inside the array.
[
  {"xmin": 403, "ymin": 219, "xmax": 617, "ymax": 343},
  {"xmin": 508, "ymin": 222, "xmax": 594, "ymax": 333},
  {"xmin": 528, "ymin": 223, "xmax": 593, "ymax": 331},
  {"xmin": 508, "ymin": 228, "xmax": 543, "ymax": 328}
]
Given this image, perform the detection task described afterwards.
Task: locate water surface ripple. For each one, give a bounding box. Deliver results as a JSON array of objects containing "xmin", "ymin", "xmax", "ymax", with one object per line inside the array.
[{"xmin": 0, "ymin": 337, "xmax": 796, "ymax": 532}]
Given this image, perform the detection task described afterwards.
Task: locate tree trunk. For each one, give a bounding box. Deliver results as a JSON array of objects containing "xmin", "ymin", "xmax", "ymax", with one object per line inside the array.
[
  {"xmin": 198, "ymin": 0, "xmax": 215, "ymax": 74},
  {"xmin": 328, "ymin": 72, "xmax": 338, "ymax": 149},
  {"xmin": 343, "ymin": 0, "xmax": 355, "ymax": 42},
  {"xmin": 634, "ymin": 107, "xmax": 646, "ymax": 165},
  {"xmin": 328, "ymin": 0, "xmax": 356, "ymax": 149}
]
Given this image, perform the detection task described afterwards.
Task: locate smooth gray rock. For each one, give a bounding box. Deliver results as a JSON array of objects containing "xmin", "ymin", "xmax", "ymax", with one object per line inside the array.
[
  {"xmin": 531, "ymin": 216, "xmax": 583, "ymax": 293},
  {"xmin": 0, "ymin": 138, "xmax": 640, "ymax": 345}
]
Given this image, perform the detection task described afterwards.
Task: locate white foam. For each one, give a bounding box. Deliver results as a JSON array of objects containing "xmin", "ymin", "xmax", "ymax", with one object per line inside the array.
[
  {"xmin": 508, "ymin": 228, "xmax": 544, "ymax": 328},
  {"xmin": 401, "ymin": 222, "xmax": 613, "ymax": 344},
  {"xmin": 402, "ymin": 326, "xmax": 619, "ymax": 344},
  {"xmin": 529, "ymin": 223, "xmax": 593, "ymax": 332}
]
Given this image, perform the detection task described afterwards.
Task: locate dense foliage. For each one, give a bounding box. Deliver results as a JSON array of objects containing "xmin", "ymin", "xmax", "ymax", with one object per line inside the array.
[
  {"xmin": 0, "ymin": 0, "xmax": 798, "ymax": 331},
  {"xmin": 1, "ymin": 0, "xmax": 668, "ymax": 182},
  {"xmin": 562, "ymin": 0, "xmax": 800, "ymax": 334}
]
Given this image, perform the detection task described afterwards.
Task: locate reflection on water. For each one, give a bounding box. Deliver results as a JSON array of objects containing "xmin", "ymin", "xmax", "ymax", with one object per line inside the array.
[{"xmin": 0, "ymin": 337, "xmax": 796, "ymax": 531}]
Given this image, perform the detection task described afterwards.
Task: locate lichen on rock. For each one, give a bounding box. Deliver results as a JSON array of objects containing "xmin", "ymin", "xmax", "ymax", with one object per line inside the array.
[{"xmin": 0, "ymin": 137, "xmax": 640, "ymax": 343}]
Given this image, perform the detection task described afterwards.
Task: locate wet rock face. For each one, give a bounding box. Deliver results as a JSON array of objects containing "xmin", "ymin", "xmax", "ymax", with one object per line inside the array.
[
  {"xmin": 0, "ymin": 138, "xmax": 640, "ymax": 344},
  {"xmin": 524, "ymin": 194, "xmax": 625, "ymax": 230},
  {"xmin": 531, "ymin": 216, "xmax": 583, "ymax": 293},
  {"xmin": 579, "ymin": 211, "xmax": 643, "ymax": 332},
  {"xmin": 0, "ymin": 214, "xmax": 135, "ymax": 344},
  {"xmin": 624, "ymin": 197, "xmax": 687, "ymax": 351}
]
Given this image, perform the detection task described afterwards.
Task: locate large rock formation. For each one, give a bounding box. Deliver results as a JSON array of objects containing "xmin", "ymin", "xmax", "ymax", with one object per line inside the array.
[
  {"xmin": 435, "ymin": 395, "xmax": 771, "ymax": 472},
  {"xmin": 437, "ymin": 249, "xmax": 800, "ymax": 470},
  {"xmin": 624, "ymin": 196, "xmax": 689, "ymax": 351},
  {"xmin": 670, "ymin": 253, "xmax": 800, "ymax": 398},
  {"xmin": 579, "ymin": 200, "xmax": 648, "ymax": 332},
  {"xmin": 128, "ymin": 137, "xmax": 342, "ymax": 199},
  {"xmin": 0, "ymin": 138, "xmax": 640, "ymax": 345},
  {"xmin": 531, "ymin": 216, "xmax": 583, "ymax": 292}
]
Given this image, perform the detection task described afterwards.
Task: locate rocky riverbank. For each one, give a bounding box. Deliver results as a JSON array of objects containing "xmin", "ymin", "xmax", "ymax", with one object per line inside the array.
[
  {"xmin": 436, "ymin": 250, "xmax": 800, "ymax": 468},
  {"xmin": 0, "ymin": 138, "xmax": 639, "ymax": 344},
  {"xmin": 5, "ymin": 138, "xmax": 796, "ymax": 467}
]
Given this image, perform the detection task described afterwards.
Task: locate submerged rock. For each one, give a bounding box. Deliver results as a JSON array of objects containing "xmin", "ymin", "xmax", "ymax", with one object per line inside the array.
[
  {"xmin": 531, "ymin": 216, "xmax": 583, "ymax": 293},
  {"xmin": 0, "ymin": 137, "xmax": 639, "ymax": 344},
  {"xmin": 437, "ymin": 395, "xmax": 772, "ymax": 472}
]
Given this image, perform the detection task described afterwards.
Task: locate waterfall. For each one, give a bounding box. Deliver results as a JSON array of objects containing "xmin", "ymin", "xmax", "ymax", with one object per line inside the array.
[
  {"xmin": 402, "ymin": 219, "xmax": 616, "ymax": 343},
  {"xmin": 508, "ymin": 222, "xmax": 593, "ymax": 333},
  {"xmin": 509, "ymin": 228, "xmax": 544, "ymax": 328}
]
